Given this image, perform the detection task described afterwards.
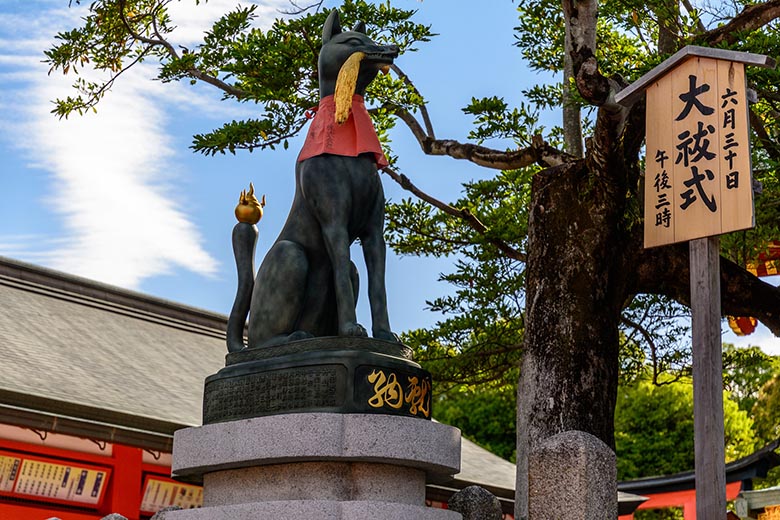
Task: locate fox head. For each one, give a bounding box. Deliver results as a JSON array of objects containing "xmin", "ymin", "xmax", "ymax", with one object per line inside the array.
[{"xmin": 318, "ymin": 9, "xmax": 399, "ymax": 99}]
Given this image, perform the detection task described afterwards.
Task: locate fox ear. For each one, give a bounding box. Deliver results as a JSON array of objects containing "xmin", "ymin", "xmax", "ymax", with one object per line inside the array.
[
  {"xmin": 322, "ymin": 9, "xmax": 341, "ymax": 43},
  {"xmin": 352, "ymin": 21, "xmax": 366, "ymax": 34}
]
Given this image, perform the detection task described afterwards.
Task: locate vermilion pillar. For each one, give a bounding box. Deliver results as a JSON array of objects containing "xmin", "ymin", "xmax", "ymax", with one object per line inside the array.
[{"xmin": 102, "ymin": 445, "xmax": 143, "ymax": 519}]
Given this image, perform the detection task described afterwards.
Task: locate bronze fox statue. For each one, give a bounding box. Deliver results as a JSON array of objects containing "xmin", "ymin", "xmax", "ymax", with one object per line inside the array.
[{"xmin": 227, "ymin": 9, "xmax": 399, "ymax": 351}]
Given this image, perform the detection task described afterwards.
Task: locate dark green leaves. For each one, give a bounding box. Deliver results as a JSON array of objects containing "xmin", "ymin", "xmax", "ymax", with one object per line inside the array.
[
  {"xmin": 462, "ymin": 96, "xmax": 541, "ymax": 146},
  {"xmin": 192, "ymin": 106, "xmax": 307, "ymax": 155},
  {"xmin": 46, "ymin": 0, "xmax": 434, "ymax": 155},
  {"xmin": 388, "ymin": 168, "xmax": 531, "ymax": 388}
]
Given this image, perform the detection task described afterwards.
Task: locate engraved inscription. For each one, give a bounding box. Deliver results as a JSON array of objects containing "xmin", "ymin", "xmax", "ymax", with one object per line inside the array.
[
  {"xmin": 204, "ymin": 365, "xmax": 345, "ymax": 423},
  {"xmin": 367, "ymin": 370, "xmax": 404, "ymax": 409},
  {"xmin": 361, "ymin": 367, "xmax": 432, "ymax": 418},
  {"xmin": 405, "ymin": 376, "xmax": 431, "ymax": 418}
]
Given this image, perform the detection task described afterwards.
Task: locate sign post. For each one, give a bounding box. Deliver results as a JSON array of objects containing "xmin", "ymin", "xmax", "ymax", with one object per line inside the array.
[
  {"xmin": 616, "ymin": 46, "xmax": 775, "ymax": 518},
  {"xmin": 690, "ymin": 235, "xmax": 725, "ymax": 517}
]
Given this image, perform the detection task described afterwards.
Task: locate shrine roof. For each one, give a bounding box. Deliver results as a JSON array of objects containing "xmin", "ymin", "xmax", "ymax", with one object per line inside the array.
[
  {"xmin": 615, "ymin": 45, "xmax": 775, "ymax": 107},
  {"xmin": 618, "ymin": 438, "xmax": 780, "ymax": 495},
  {"xmin": 0, "ymin": 255, "xmax": 228, "ymax": 451}
]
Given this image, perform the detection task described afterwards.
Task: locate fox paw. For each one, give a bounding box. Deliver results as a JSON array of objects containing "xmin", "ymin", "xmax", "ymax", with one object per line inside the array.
[
  {"xmin": 341, "ymin": 322, "xmax": 368, "ymax": 337},
  {"xmin": 373, "ymin": 329, "xmax": 400, "ymax": 343}
]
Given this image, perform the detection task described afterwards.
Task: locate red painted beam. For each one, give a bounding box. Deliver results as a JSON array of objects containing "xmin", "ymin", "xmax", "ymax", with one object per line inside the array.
[
  {"xmin": 0, "ymin": 502, "xmax": 102, "ymax": 520},
  {"xmin": 635, "ymin": 481, "xmax": 742, "ymax": 518}
]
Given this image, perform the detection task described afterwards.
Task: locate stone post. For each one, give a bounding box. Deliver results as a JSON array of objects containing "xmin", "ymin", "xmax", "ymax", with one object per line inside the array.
[{"xmin": 528, "ymin": 430, "xmax": 616, "ymax": 519}]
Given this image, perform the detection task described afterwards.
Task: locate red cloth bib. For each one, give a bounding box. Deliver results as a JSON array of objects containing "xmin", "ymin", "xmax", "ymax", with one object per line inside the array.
[{"xmin": 297, "ymin": 94, "xmax": 389, "ymax": 168}]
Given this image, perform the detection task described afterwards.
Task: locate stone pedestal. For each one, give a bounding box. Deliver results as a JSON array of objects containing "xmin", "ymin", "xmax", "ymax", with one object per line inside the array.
[{"xmin": 158, "ymin": 413, "xmax": 462, "ymax": 520}]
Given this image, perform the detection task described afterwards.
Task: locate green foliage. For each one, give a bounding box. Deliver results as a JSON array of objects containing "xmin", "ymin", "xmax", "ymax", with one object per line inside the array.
[
  {"xmin": 752, "ymin": 373, "xmax": 780, "ymax": 443},
  {"xmin": 749, "ymin": 373, "xmax": 780, "ymax": 489},
  {"xmin": 46, "ymin": 0, "xmax": 177, "ymax": 117},
  {"xmin": 431, "ymin": 348, "xmax": 777, "ymax": 474},
  {"xmin": 755, "ymin": 466, "xmax": 780, "ymax": 491},
  {"xmin": 433, "ymin": 383, "xmax": 517, "ymax": 462},
  {"xmin": 462, "ymin": 96, "xmax": 543, "ymax": 147},
  {"xmin": 619, "ymin": 295, "xmax": 691, "ymax": 385},
  {"xmin": 634, "ymin": 508, "xmax": 684, "ymax": 520},
  {"xmin": 702, "ymin": 7, "xmax": 780, "ymax": 271},
  {"xmin": 514, "ymin": 0, "xmax": 564, "ymax": 74},
  {"xmin": 388, "ymin": 168, "xmax": 533, "ymax": 387},
  {"xmin": 722, "ymin": 344, "xmax": 780, "ymax": 413},
  {"xmin": 615, "ymin": 378, "xmax": 757, "ymax": 480},
  {"xmin": 722, "ymin": 347, "xmax": 780, "ymax": 490},
  {"xmin": 192, "ymin": 104, "xmax": 305, "ymax": 155},
  {"xmin": 46, "ymin": 0, "xmax": 433, "ymax": 155}
]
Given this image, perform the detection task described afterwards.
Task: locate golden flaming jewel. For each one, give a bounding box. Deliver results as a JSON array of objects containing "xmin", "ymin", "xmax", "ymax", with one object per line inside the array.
[
  {"xmin": 235, "ymin": 182, "xmax": 266, "ymax": 224},
  {"xmin": 334, "ymin": 52, "xmax": 390, "ymax": 125}
]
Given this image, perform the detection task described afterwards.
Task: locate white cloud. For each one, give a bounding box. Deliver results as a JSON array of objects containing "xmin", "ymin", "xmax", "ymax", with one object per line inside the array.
[
  {"xmin": 16, "ymin": 64, "xmax": 220, "ymax": 287},
  {"xmin": 167, "ymin": 0, "xmax": 292, "ymax": 45},
  {"xmin": 0, "ymin": 2, "xmax": 288, "ymax": 288}
]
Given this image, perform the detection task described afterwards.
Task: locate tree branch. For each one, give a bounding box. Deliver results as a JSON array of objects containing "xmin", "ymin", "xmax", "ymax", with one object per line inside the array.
[
  {"xmin": 117, "ymin": 0, "xmax": 248, "ymax": 99},
  {"xmin": 562, "ymin": 0, "xmax": 612, "ymax": 107},
  {"xmin": 118, "ymin": 0, "xmax": 177, "ymax": 55},
  {"xmin": 182, "ymin": 65, "xmax": 249, "ymax": 99},
  {"xmin": 620, "ymin": 315, "xmax": 661, "ymax": 384},
  {"xmin": 413, "ymin": 133, "xmax": 573, "ymax": 170},
  {"xmin": 701, "ymin": 0, "xmax": 780, "ymax": 46},
  {"xmin": 390, "ymin": 63, "xmax": 435, "ymax": 138},
  {"xmin": 385, "ymin": 218, "xmax": 473, "ymax": 247},
  {"xmin": 382, "ymin": 65, "xmax": 573, "ymax": 170},
  {"xmin": 389, "ymin": 104, "xmax": 574, "ymax": 169},
  {"xmin": 59, "ymin": 45, "xmax": 152, "ymax": 117},
  {"xmin": 681, "ymin": 0, "xmax": 707, "ymax": 34},
  {"xmin": 633, "ymin": 242, "xmax": 780, "ymax": 337},
  {"xmin": 392, "ymin": 108, "xmax": 429, "ymax": 146},
  {"xmin": 196, "ymin": 117, "xmax": 309, "ymax": 154},
  {"xmin": 279, "ymin": 0, "xmax": 325, "ymax": 15},
  {"xmin": 749, "ymin": 106, "xmax": 780, "ymax": 162},
  {"xmin": 382, "ymin": 166, "xmax": 526, "ymax": 261},
  {"xmin": 562, "ymin": 0, "xmax": 631, "ymax": 172}
]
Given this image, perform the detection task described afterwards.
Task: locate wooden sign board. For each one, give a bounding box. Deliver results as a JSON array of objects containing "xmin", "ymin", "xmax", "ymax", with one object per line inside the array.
[
  {"xmin": 645, "ymin": 56, "xmax": 754, "ymax": 248},
  {"xmin": 0, "ymin": 450, "xmax": 111, "ymax": 510},
  {"xmin": 140, "ymin": 475, "xmax": 203, "ymax": 514}
]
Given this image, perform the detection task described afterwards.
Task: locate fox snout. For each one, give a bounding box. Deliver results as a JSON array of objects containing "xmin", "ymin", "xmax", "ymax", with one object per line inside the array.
[{"xmin": 362, "ymin": 44, "xmax": 399, "ymax": 66}]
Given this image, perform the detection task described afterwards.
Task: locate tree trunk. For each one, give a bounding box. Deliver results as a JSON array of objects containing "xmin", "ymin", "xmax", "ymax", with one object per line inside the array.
[
  {"xmin": 515, "ymin": 159, "xmax": 629, "ymax": 518},
  {"xmin": 563, "ymin": 27, "xmax": 583, "ymax": 158},
  {"xmin": 655, "ymin": 0, "xmax": 680, "ymax": 54}
]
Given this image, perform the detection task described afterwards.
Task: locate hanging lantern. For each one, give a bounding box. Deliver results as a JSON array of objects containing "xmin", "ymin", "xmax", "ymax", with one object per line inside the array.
[
  {"xmin": 728, "ymin": 241, "xmax": 779, "ymax": 336},
  {"xmin": 728, "ymin": 316, "xmax": 758, "ymax": 336},
  {"xmin": 747, "ymin": 241, "xmax": 780, "ymax": 277}
]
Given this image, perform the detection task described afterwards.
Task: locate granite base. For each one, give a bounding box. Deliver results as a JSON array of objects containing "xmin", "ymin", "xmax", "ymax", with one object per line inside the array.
[{"xmin": 162, "ymin": 413, "xmax": 462, "ymax": 520}]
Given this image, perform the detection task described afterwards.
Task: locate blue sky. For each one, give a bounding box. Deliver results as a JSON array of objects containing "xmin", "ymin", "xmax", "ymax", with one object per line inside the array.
[{"xmin": 1, "ymin": 0, "xmax": 778, "ymax": 354}]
